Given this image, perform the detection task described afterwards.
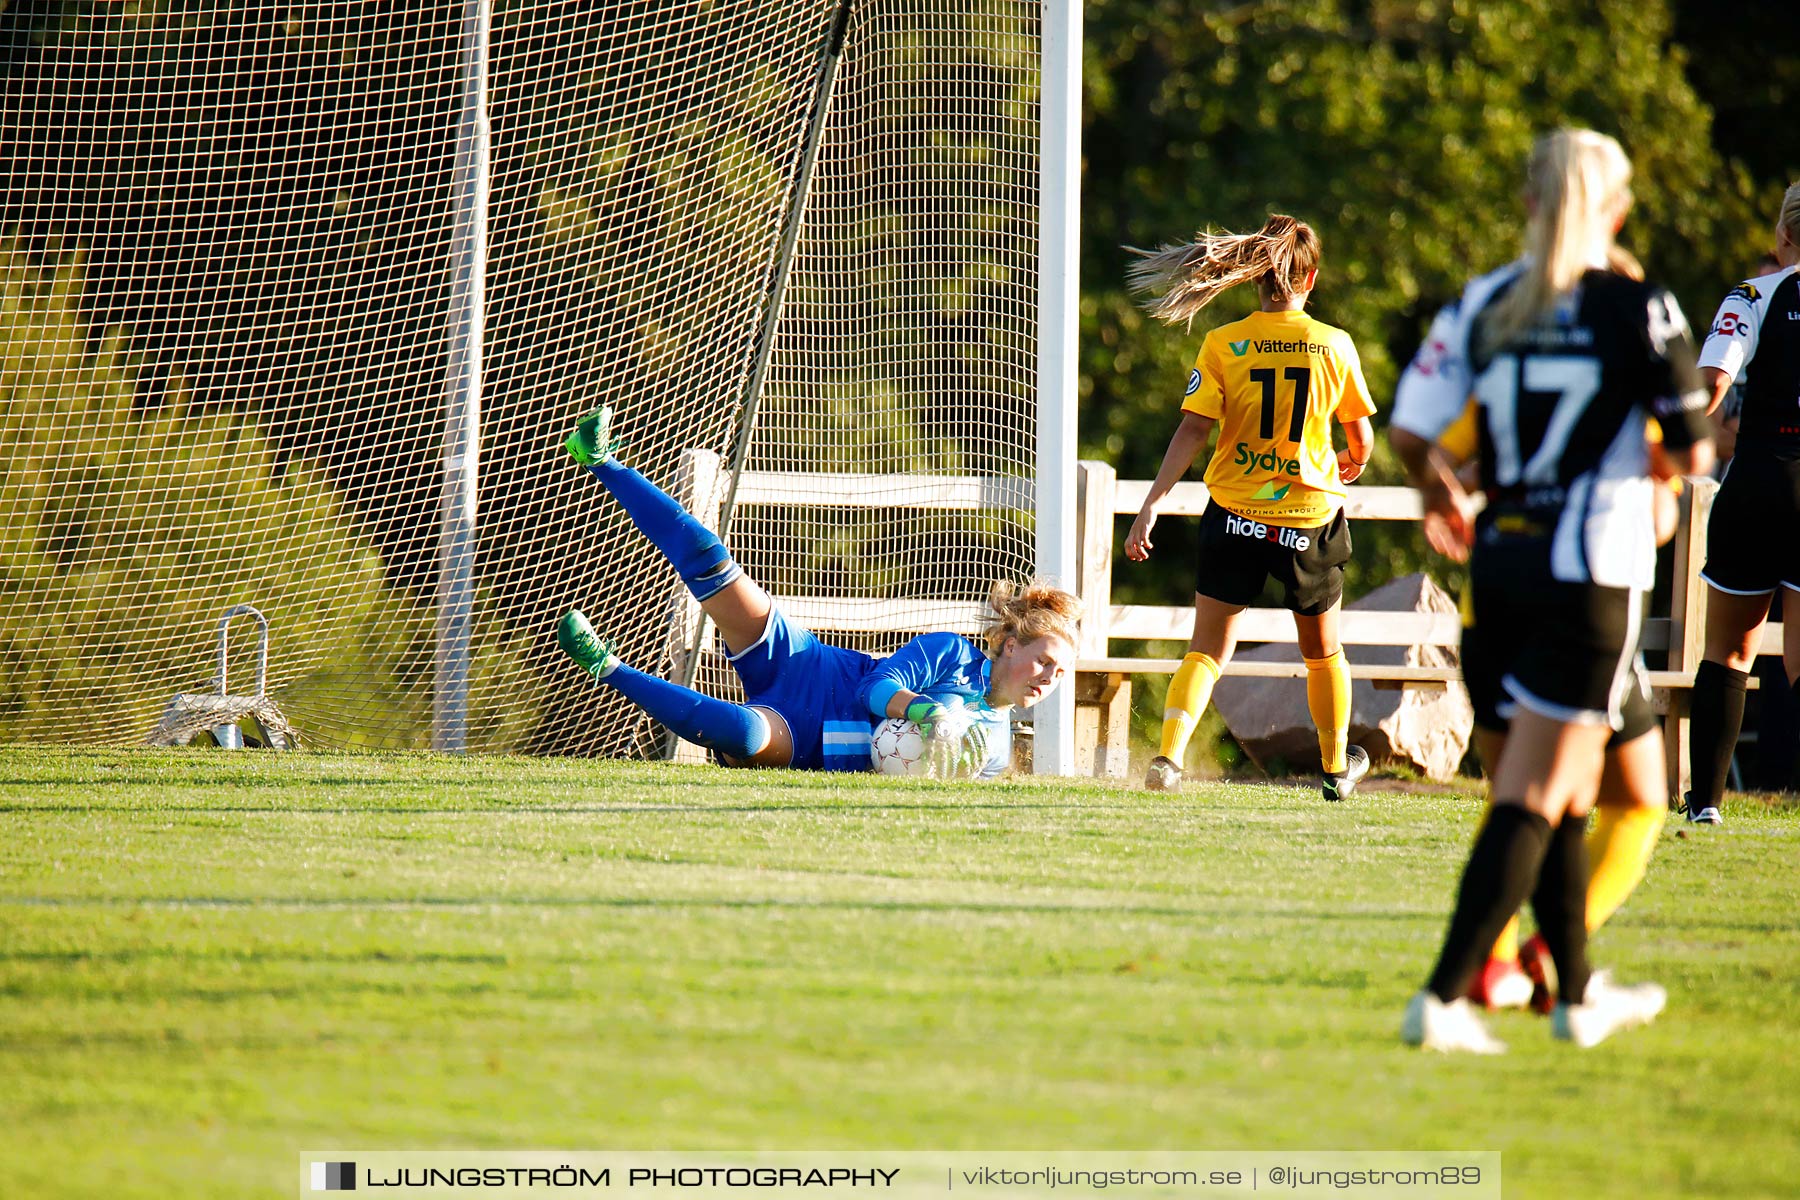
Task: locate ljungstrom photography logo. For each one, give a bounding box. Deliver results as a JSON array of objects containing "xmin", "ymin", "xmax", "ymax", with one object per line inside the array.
[{"xmin": 310, "ymin": 1161, "xmax": 356, "ymax": 1191}]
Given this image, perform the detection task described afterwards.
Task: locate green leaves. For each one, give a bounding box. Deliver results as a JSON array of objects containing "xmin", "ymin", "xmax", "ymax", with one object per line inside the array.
[
  {"xmin": 0, "ymin": 244, "xmax": 541, "ymax": 749},
  {"xmin": 1082, "ymin": 0, "xmax": 1769, "ymax": 607}
]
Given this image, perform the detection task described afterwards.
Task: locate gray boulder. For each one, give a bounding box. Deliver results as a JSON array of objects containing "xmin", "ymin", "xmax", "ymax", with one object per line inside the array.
[{"xmin": 1210, "ymin": 573, "xmax": 1473, "ymax": 782}]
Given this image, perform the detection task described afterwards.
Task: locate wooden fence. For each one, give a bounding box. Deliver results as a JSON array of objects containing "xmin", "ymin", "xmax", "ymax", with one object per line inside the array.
[{"xmin": 667, "ymin": 451, "xmax": 1782, "ymax": 790}]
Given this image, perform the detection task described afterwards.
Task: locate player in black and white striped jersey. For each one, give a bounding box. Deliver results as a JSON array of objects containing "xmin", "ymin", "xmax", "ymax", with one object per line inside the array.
[
  {"xmin": 1708, "ymin": 252, "xmax": 1781, "ymax": 469},
  {"xmin": 1684, "ymin": 184, "xmax": 1800, "ymax": 826},
  {"xmin": 1389, "ymin": 129, "xmax": 1714, "ymax": 1052}
]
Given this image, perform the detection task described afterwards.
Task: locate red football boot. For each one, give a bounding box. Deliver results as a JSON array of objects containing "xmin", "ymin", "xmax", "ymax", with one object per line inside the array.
[
  {"xmin": 1466, "ymin": 955, "xmax": 1534, "ymax": 1011},
  {"xmin": 1517, "ymin": 934, "xmax": 1558, "ymax": 1015}
]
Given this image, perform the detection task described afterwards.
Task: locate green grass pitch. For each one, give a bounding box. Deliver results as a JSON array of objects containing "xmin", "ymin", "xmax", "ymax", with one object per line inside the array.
[{"xmin": 1, "ymin": 749, "xmax": 1796, "ymax": 1198}]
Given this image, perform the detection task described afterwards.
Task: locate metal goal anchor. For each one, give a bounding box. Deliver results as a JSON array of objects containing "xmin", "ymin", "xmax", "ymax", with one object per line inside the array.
[{"xmin": 146, "ymin": 604, "xmax": 297, "ymax": 749}]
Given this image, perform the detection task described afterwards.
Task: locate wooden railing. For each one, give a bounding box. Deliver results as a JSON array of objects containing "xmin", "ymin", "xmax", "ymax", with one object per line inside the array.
[
  {"xmin": 667, "ymin": 450, "xmax": 1780, "ymax": 788},
  {"xmin": 1073, "ymin": 465, "xmax": 1778, "ymax": 788}
]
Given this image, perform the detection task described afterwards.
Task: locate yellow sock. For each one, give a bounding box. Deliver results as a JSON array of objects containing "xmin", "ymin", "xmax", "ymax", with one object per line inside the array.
[
  {"xmin": 1304, "ymin": 648, "xmax": 1352, "ymax": 774},
  {"xmin": 1492, "ymin": 914, "xmax": 1521, "ymax": 964},
  {"xmin": 1159, "ymin": 651, "xmax": 1221, "ymax": 766},
  {"xmin": 1585, "ymin": 805, "xmax": 1666, "ymax": 931}
]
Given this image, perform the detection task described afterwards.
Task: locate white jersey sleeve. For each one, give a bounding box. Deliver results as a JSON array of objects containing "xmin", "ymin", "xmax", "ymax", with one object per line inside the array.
[
  {"xmin": 1391, "ymin": 303, "xmax": 1473, "ymax": 442},
  {"xmin": 1697, "ymin": 273, "xmax": 1782, "ymax": 381},
  {"xmin": 1391, "ymin": 261, "xmax": 1526, "ymax": 443}
]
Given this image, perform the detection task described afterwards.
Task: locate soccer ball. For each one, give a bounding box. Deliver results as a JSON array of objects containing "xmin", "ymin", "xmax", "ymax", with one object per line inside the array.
[{"xmin": 872, "ymin": 717, "xmax": 931, "ymax": 777}]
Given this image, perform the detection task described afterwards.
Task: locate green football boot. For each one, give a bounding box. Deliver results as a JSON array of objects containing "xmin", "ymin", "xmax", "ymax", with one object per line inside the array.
[
  {"xmin": 556, "ymin": 610, "xmax": 617, "ymax": 680},
  {"xmin": 562, "ymin": 404, "xmax": 624, "ymax": 467}
]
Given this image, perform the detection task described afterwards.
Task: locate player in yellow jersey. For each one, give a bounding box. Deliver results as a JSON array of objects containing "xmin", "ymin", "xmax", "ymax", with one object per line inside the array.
[{"xmin": 1124, "ymin": 214, "xmax": 1377, "ymax": 800}]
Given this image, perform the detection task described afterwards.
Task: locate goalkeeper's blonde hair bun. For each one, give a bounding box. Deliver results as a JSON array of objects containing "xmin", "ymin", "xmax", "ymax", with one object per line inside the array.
[{"xmin": 981, "ymin": 579, "xmax": 1081, "ymax": 657}]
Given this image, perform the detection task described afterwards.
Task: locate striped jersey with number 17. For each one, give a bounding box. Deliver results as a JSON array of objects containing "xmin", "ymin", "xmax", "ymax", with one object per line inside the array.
[{"xmin": 1391, "ymin": 261, "xmax": 1711, "ymax": 589}]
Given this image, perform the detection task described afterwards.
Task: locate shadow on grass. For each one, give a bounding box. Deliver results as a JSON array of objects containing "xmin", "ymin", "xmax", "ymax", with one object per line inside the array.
[
  {"xmin": 0, "ymin": 805, "xmax": 1123, "ymax": 827},
  {"xmin": 0, "ymin": 802, "xmax": 1118, "ymax": 818},
  {"xmin": 0, "ymin": 894, "xmax": 1431, "ymax": 921}
]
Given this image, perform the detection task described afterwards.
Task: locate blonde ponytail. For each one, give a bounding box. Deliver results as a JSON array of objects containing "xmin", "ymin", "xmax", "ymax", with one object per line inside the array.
[
  {"xmin": 1128, "ymin": 214, "xmax": 1322, "ymax": 326},
  {"xmin": 1780, "ymin": 180, "xmax": 1800, "ymax": 250},
  {"xmin": 980, "ymin": 579, "xmax": 1081, "ymax": 658},
  {"xmin": 1484, "ymin": 129, "xmax": 1635, "ymax": 353}
]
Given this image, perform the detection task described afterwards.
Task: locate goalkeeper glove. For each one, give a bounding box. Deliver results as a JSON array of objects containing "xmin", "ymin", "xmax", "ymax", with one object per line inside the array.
[{"xmin": 904, "ymin": 697, "xmax": 988, "ymax": 777}]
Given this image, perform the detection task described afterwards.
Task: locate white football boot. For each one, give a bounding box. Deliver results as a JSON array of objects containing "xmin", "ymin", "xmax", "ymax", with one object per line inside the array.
[
  {"xmin": 1402, "ymin": 990, "xmax": 1507, "ymax": 1054},
  {"xmin": 1143, "ymin": 755, "xmax": 1182, "ymax": 792},
  {"xmin": 1551, "ymin": 970, "xmax": 1668, "ymax": 1047},
  {"xmin": 1322, "ymin": 745, "xmax": 1371, "ymax": 802}
]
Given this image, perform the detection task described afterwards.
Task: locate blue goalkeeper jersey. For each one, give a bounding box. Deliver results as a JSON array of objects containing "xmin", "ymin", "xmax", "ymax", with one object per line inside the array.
[
  {"xmin": 732, "ymin": 613, "xmax": 1011, "ymax": 776},
  {"xmin": 857, "ymin": 632, "xmax": 1012, "ymax": 780}
]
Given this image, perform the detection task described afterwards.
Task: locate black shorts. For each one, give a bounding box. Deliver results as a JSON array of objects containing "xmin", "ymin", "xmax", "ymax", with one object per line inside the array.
[
  {"xmin": 1194, "ymin": 503, "xmax": 1352, "ymax": 616},
  {"xmin": 1466, "ymin": 542, "xmax": 1648, "ymax": 731},
  {"xmin": 1701, "ymin": 451, "xmax": 1800, "ymax": 596},
  {"xmin": 1461, "ymin": 601, "xmax": 1655, "ymax": 744}
]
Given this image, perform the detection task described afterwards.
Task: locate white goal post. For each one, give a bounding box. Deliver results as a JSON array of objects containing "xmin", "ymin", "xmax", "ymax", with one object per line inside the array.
[{"xmin": 1035, "ymin": 0, "xmax": 1083, "ymax": 774}]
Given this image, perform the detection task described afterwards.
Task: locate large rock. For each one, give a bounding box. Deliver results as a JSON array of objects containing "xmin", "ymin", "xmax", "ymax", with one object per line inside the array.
[{"xmin": 1210, "ymin": 573, "xmax": 1473, "ymax": 781}]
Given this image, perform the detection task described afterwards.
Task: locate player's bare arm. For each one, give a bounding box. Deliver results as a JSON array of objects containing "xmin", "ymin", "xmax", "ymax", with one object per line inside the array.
[
  {"xmin": 1699, "ymin": 365, "xmax": 1734, "ymax": 415},
  {"xmin": 1337, "ymin": 415, "xmax": 1374, "ymax": 484},
  {"xmin": 1126, "ymin": 411, "xmax": 1216, "ymax": 561},
  {"xmin": 1392, "ymin": 426, "xmax": 1475, "ymax": 563}
]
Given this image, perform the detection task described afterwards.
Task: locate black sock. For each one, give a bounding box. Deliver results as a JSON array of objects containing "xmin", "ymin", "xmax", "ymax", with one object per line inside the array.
[
  {"xmin": 1788, "ymin": 675, "xmax": 1800, "ymax": 790},
  {"xmin": 1761, "ymin": 670, "xmax": 1800, "ymax": 790},
  {"xmin": 1687, "ymin": 660, "xmax": 1749, "ymax": 810},
  {"xmin": 1426, "ymin": 806, "xmax": 1553, "ymax": 1002},
  {"xmin": 1530, "ymin": 813, "xmax": 1591, "ymax": 1006}
]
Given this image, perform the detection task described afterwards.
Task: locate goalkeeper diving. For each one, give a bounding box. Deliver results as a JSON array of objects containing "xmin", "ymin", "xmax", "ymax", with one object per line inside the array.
[{"xmin": 555, "ymin": 406, "xmax": 1082, "ymax": 777}]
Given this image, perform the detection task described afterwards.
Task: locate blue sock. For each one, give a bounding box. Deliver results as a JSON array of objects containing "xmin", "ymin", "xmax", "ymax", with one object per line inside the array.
[
  {"xmin": 601, "ymin": 661, "xmax": 771, "ymax": 759},
  {"xmin": 589, "ymin": 460, "xmax": 742, "ymax": 601}
]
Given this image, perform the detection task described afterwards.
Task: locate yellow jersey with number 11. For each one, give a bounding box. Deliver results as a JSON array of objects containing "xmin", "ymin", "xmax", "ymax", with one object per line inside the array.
[{"xmin": 1182, "ymin": 308, "xmax": 1376, "ymax": 526}]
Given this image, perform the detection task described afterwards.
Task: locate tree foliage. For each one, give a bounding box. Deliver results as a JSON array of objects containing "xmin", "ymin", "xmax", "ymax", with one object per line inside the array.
[
  {"xmin": 0, "ymin": 241, "xmax": 542, "ymax": 748},
  {"xmin": 1080, "ymin": 0, "xmax": 1785, "ymax": 606}
]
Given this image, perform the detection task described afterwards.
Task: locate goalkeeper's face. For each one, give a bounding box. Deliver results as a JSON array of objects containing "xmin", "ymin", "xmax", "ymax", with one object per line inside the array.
[{"xmin": 988, "ymin": 633, "xmax": 1075, "ymax": 709}]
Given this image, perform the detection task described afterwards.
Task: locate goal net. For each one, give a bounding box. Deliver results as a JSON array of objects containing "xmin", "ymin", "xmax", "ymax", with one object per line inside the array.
[{"xmin": 0, "ymin": 0, "xmax": 1042, "ymax": 755}]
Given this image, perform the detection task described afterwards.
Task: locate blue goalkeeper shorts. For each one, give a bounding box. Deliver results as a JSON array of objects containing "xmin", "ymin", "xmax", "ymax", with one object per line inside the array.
[{"xmin": 726, "ymin": 608, "xmax": 879, "ymax": 771}]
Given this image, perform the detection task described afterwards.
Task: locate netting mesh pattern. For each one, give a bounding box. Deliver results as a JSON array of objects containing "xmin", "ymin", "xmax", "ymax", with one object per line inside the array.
[{"xmin": 0, "ymin": 0, "xmax": 1038, "ymax": 755}]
